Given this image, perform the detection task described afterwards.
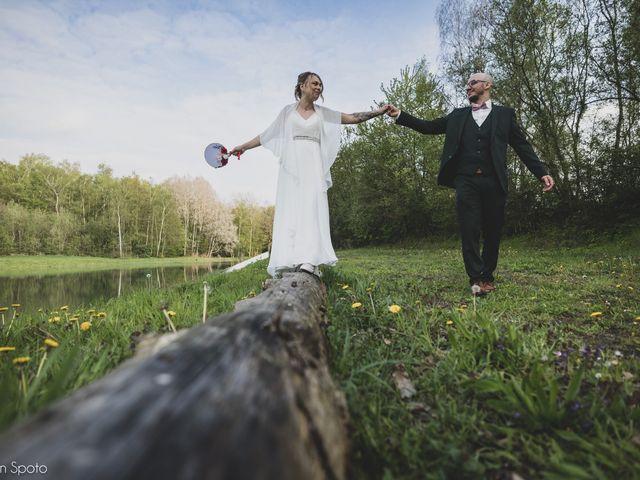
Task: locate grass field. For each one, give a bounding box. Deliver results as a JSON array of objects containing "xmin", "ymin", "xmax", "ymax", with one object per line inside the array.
[
  {"xmin": 0, "ymin": 255, "xmax": 235, "ymax": 278},
  {"xmin": 1, "ymin": 231, "xmax": 638, "ymax": 478}
]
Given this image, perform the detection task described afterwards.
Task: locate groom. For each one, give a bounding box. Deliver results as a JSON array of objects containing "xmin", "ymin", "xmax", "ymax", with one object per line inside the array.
[{"xmin": 387, "ymin": 72, "xmax": 554, "ymax": 295}]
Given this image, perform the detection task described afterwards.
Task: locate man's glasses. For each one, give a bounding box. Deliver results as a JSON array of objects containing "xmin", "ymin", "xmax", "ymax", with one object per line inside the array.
[{"xmin": 466, "ymin": 79, "xmax": 488, "ymax": 87}]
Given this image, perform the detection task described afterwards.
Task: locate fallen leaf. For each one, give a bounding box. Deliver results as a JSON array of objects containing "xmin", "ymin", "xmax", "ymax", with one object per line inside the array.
[{"xmin": 392, "ymin": 365, "xmax": 416, "ymax": 400}]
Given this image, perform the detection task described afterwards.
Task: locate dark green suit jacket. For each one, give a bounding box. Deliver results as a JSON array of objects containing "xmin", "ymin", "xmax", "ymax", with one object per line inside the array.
[{"xmin": 396, "ymin": 105, "xmax": 548, "ymax": 192}]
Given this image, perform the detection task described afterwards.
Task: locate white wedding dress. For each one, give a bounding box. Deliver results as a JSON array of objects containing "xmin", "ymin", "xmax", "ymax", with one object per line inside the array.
[{"xmin": 265, "ymin": 109, "xmax": 338, "ymax": 277}]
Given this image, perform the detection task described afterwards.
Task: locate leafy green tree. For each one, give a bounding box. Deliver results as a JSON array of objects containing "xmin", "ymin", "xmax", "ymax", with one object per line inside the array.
[{"xmin": 330, "ymin": 60, "xmax": 454, "ymax": 246}]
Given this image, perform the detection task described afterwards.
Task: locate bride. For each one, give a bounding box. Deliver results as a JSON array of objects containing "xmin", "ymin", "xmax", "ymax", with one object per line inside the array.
[{"xmin": 230, "ymin": 71, "xmax": 388, "ymax": 277}]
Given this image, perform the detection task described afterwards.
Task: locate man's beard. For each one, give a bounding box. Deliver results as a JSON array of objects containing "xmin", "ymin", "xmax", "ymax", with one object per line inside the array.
[{"xmin": 468, "ymin": 94, "xmax": 479, "ymax": 103}]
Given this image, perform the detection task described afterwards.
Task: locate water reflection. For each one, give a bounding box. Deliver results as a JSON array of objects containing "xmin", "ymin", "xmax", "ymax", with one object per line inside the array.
[{"xmin": 0, "ymin": 263, "xmax": 232, "ymax": 313}]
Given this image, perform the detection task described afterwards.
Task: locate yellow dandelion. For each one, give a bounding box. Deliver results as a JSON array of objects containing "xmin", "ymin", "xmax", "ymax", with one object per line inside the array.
[
  {"xmin": 0, "ymin": 346, "xmax": 16, "ymax": 353},
  {"xmin": 341, "ymin": 285, "xmax": 349, "ymax": 290},
  {"xmin": 44, "ymin": 338, "xmax": 59, "ymax": 349},
  {"xmin": 13, "ymin": 356, "xmax": 31, "ymax": 365},
  {"xmin": 388, "ymin": 305, "xmax": 401, "ymax": 314},
  {"xmin": 60, "ymin": 305, "xmax": 69, "ymax": 311},
  {"xmin": 167, "ymin": 311, "xmax": 176, "ymax": 317},
  {"xmin": 351, "ymin": 302, "xmax": 363, "ymax": 309},
  {"xmin": 80, "ymin": 321, "xmax": 92, "ymax": 331},
  {"xmin": 86, "ymin": 309, "xmax": 96, "ymax": 315},
  {"xmin": 365, "ymin": 287, "xmax": 372, "ymax": 293},
  {"xmin": 0, "ymin": 307, "xmax": 8, "ymax": 312},
  {"xmin": 48, "ymin": 316, "xmax": 61, "ymax": 323},
  {"xmin": 590, "ymin": 312, "xmax": 604, "ymax": 317},
  {"xmin": 616, "ymin": 284, "xmax": 622, "ymax": 288},
  {"xmin": 69, "ymin": 316, "xmax": 79, "ymax": 322},
  {"xmin": 635, "ymin": 316, "xmax": 640, "ymax": 321},
  {"xmin": 629, "ymin": 286, "xmax": 634, "ymax": 291},
  {"xmin": 97, "ymin": 312, "xmax": 107, "ymax": 318},
  {"xmin": 11, "ymin": 304, "xmax": 20, "ymax": 308},
  {"xmin": 446, "ymin": 320, "xmax": 454, "ymax": 325},
  {"xmin": 415, "ymin": 300, "xmax": 422, "ymax": 305}
]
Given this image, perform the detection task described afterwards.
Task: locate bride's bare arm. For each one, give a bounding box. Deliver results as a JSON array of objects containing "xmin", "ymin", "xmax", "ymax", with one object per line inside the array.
[
  {"xmin": 229, "ymin": 135, "xmax": 261, "ymax": 156},
  {"xmin": 341, "ymin": 105, "xmax": 390, "ymax": 124}
]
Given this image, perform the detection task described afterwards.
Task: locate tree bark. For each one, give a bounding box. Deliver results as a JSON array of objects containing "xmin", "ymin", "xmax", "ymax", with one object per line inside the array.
[{"xmin": 0, "ymin": 272, "xmax": 348, "ymax": 480}]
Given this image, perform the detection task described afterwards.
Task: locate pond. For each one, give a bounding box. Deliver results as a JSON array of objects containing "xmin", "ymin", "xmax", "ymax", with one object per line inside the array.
[{"xmin": 0, "ymin": 263, "xmax": 233, "ymax": 314}]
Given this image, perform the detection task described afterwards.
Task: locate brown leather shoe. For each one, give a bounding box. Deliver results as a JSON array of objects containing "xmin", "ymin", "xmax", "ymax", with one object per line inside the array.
[{"xmin": 480, "ymin": 281, "xmax": 496, "ymax": 292}]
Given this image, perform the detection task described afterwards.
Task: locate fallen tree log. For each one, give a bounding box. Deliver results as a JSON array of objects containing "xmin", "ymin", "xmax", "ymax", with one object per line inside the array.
[{"xmin": 0, "ymin": 272, "xmax": 348, "ymax": 480}]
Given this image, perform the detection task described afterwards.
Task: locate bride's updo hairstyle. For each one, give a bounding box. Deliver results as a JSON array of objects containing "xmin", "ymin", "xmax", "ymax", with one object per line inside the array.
[{"xmin": 295, "ymin": 71, "xmax": 324, "ymax": 101}]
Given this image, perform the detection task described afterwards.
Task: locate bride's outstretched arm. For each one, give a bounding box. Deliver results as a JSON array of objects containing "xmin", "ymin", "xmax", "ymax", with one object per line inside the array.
[
  {"xmin": 229, "ymin": 135, "xmax": 261, "ymax": 156},
  {"xmin": 341, "ymin": 105, "xmax": 390, "ymax": 124}
]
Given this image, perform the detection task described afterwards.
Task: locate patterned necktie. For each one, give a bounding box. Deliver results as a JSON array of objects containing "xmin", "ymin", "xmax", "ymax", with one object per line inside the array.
[{"xmin": 472, "ymin": 102, "xmax": 488, "ymax": 112}]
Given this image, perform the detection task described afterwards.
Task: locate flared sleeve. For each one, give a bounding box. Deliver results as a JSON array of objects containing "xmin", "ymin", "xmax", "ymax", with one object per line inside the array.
[
  {"xmin": 316, "ymin": 105, "xmax": 342, "ymax": 190},
  {"xmin": 260, "ymin": 104, "xmax": 297, "ymax": 178}
]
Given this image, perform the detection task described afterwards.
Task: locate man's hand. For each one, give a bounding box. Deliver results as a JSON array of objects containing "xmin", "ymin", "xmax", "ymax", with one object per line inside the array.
[
  {"xmin": 541, "ymin": 175, "xmax": 554, "ymax": 192},
  {"xmin": 386, "ymin": 104, "xmax": 401, "ymax": 118}
]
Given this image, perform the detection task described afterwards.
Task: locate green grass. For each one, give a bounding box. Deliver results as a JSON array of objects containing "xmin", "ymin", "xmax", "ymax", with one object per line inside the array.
[
  {"xmin": 323, "ymin": 230, "xmax": 640, "ymax": 479},
  {"xmin": 0, "ymin": 255, "xmax": 235, "ymax": 277},
  {"xmin": 0, "ymin": 263, "xmax": 264, "ymax": 429},
  {"xmin": 1, "ymin": 231, "xmax": 639, "ymax": 478}
]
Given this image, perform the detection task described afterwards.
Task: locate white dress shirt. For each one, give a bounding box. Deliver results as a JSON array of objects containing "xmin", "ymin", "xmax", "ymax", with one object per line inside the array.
[{"xmin": 472, "ymin": 99, "xmax": 492, "ymax": 127}]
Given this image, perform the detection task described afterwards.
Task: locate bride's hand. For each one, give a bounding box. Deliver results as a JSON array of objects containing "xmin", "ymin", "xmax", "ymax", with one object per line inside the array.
[
  {"xmin": 228, "ymin": 146, "xmax": 244, "ymax": 157},
  {"xmin": 376, "ymin": 104, "xmax": 391, "ymax": 116}
]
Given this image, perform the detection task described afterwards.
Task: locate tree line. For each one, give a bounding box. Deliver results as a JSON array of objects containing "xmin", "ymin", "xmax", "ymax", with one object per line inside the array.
[
  {"xmin": 2, "ymin": 0, "xmax": 638, "ymax": 256},
  {"xmin": 328, "ymin": 0, "xmax": 639, "ymax": 246},
  {"xmin": 0, "ymin": 155, "xmax": 273, "ymax": 258}
]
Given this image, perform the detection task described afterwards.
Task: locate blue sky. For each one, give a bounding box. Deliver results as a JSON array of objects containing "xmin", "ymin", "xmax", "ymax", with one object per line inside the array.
[{"xmin": 0, "ymin": 0, "xmax": 440, "ymax": 203}]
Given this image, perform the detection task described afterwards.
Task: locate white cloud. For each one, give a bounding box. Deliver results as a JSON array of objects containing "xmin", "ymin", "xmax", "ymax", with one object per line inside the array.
[{"xmin": 0, "ymin": 0, "xmax": 440, "ymax": 204}]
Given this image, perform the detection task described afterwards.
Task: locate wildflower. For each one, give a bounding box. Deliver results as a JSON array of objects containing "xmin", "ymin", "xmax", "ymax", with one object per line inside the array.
[
  {"xmin": 351, "ymin": 302, "xmax": 363, "ymax": 309},
  {"xmin": 13, "ymin": 356, "xmax": 31, "ymax": 365},
  {"xmin": 0, "ymin": 346, "xmax": 16, "ymax": 353},
  {"xmin": 471, "ymin": 284, "xmax": 481, "ymax": 296},
  {"xmin": 567, "ymin": 400, "xmax": 581, "ymax": 413},
  {"xmin": 616, "ymin": 284, "xmax": 622, "ymax": 288},
  {"xmin": 146, "ymin": 273, "xmax": 152, "ymax": 278},
  {"xmin": 341, "ymin": 285, "xmax": 349, "ymax": 290},
  {"xmin": 636, "ymin": 316, "xmax": 640, "ymax": 321},
  {"xmin": 166, "ymin": 311, "xmax": 176, "ymax": 317},
  {"xmin": 44, "ymin": 339, "xmax": 59, "ymax": 349},
  {"xmin": 388, "ymin": 305, "xmax": 401, "ymax": 314},
  {"xmin": 629, "ymin": 286, "xmax": 634, "ymax": 291},
  {"xmin": 69, "ymin": 316, "xmax": 79, "ymax": 322},
  {"xmin": 11, "ymin": 304, "xmax": 20, "ymax": 308},
  {"xmin": 614, "ymin": 350, "xmax": 623, "ymax": 357},
  {"xmin": 80, "ymin": 321, "xmax": 92, "ymax": 331},
  {"xmin": 365, "ymin": 287, "xmax": 372, "ymax": 293},
  {"xmin": 86, "ymin": 309, "xmax": 96, "ymax": 315},
  {"xmin": 590, "ymin": 312, "xmax": 603, "ymax": 317},
  {"xmin": 48, "ymin": 316, "xmax": 61, "ymax": 323},
  {"xmin": 60, "ymin": 305, "xmax": 69, "ymax": 311},
  {"xmin": 446, "ymin": 320, "xmax": 454, "ymax": 325},
  {"xmin": 595, "ymin": 372, "xmax": 602, "ymax": 379},
  {"xmin": 97, "ymin": 312, "xmax": 107, "ymax": 318},
  {"xmin": 0, "ymin": 307, "xmax": 8, "ymax": 312}
]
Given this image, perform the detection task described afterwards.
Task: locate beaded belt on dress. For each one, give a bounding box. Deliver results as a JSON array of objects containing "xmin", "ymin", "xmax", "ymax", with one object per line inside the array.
[{"xmin": 293, "ymin": 135, "xmax": 320, "ymax": 143}]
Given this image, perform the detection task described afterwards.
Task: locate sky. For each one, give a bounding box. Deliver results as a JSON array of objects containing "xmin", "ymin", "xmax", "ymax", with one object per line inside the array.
[{"xmin": 0, "ymin": 0, "xmax": 441, "ymax": 204}]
